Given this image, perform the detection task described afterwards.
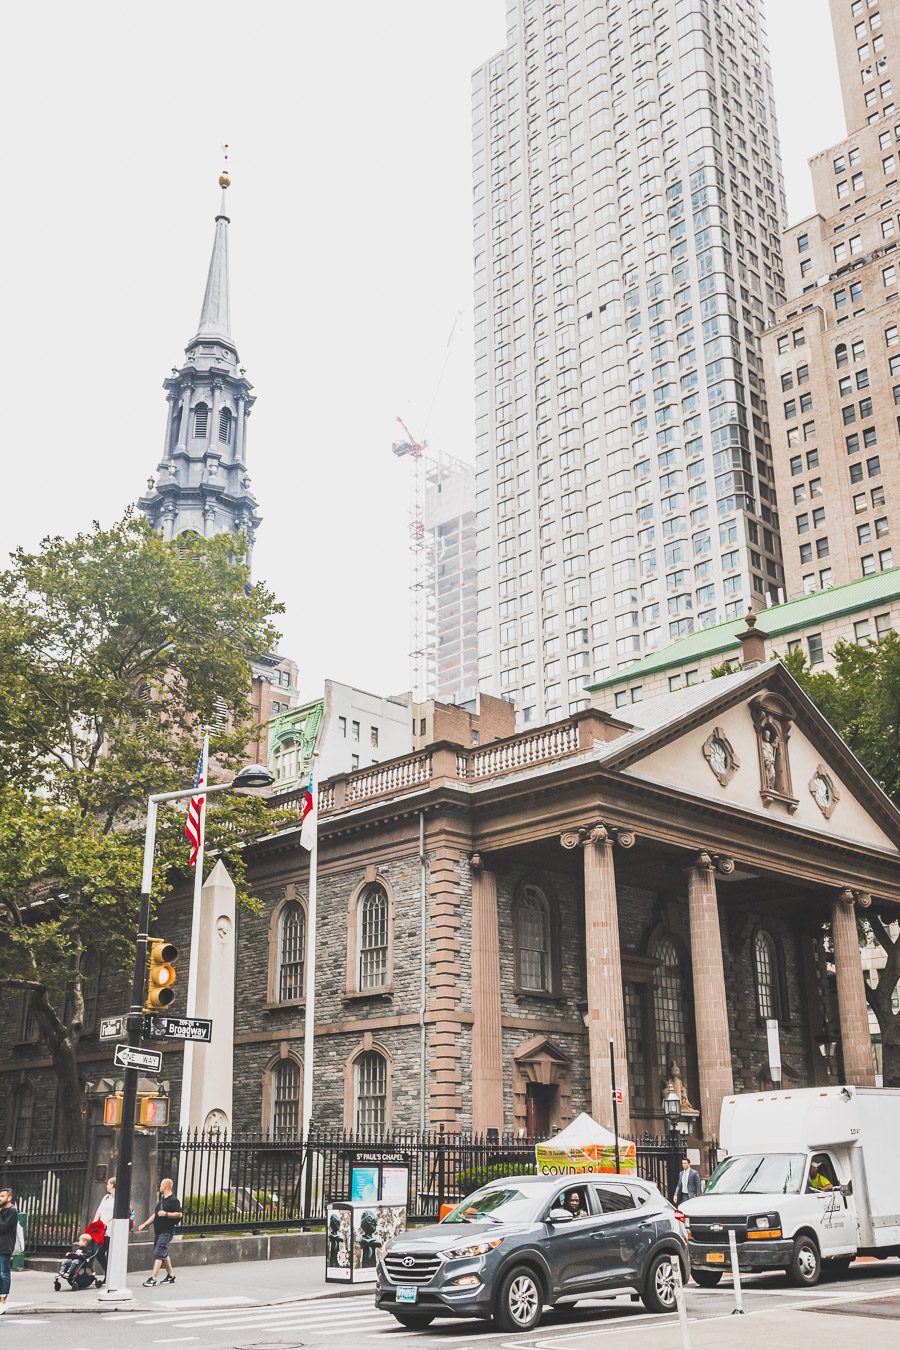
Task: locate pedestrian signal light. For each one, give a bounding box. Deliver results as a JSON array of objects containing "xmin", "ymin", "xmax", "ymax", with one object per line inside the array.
[
  {"xmin": 145, "ymin": 938, "xmax": 178, "ymax": 1011},
  {"xmin": 103, "ymin": 1094, "xmax": 123, "ymax": 1126},
  {"xmin": 138, "ymin": 1095, "xmax": 170, "ymax": 1127}
]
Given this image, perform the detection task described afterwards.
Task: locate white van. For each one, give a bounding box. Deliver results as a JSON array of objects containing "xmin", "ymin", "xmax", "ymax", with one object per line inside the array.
[{"xmin": 682, "ymin": 1086, "xmax": 900, "ymax": 1287}]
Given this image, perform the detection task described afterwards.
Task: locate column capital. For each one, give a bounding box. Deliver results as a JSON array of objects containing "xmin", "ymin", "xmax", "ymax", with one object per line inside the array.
[
  {"xmin": 836, "ymin": 887, "xmax": 871, "ymax": 910},
  {"xmin": 560, "ymin": 823, "xmax": 634, "ymax": 850},
  {"xmin": 687, "ymin": 850, "xmax": 734, "ymax": 876},
  {"xmin": 469, "ymin": 852, "xmax": 483, "ymax": 873}
]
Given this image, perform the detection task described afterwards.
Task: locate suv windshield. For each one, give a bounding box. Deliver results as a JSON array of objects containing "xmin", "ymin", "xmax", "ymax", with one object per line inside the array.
[
  {"xmin": 704, "ymin": 1153, "xmax": 806, "ymax": 1195},
  {"xmin": 442, "ymin": 1185, "xmax": 540, "ymax": 1225}
]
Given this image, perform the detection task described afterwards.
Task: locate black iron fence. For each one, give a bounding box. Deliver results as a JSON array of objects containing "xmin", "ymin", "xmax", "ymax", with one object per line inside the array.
[
  {"xmin": 0, "ymin": 1147, "xmax": 88, "ymax": 1253},
  {"xmin": 156, "ymin": 1128, "xmax": 685, "ymax": 1234}
]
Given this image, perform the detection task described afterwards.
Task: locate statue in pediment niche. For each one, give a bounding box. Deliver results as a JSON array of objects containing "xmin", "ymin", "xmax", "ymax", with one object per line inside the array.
[{"xmin": 760, "ymin": 721, "xmax": 781, "ymax": 792}]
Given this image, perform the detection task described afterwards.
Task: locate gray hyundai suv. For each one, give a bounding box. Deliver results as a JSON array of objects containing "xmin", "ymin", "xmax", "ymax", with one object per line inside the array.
[{"xmin": 375, "ymin": 1173, "xmax": 688, "ymax": 1332}]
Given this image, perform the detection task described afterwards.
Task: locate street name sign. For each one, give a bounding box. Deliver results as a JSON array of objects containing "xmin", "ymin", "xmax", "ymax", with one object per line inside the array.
[
  {"xmin": 113, "ymin": 1043, "xmax": 162, "ymax": 1073},
  {"xmin": 99, "ymin": 1016, "xmax": 127, "ymax": 1042},
  {"xmin": 151, "ymin": 1016, "xmax": 213, "ymax": 1043}
]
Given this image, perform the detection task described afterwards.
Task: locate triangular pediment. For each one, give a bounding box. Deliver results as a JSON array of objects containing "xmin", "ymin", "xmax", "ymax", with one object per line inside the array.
[{"xmin": 598, "ymin": 663, "xmax": 900, "ymax": 854}]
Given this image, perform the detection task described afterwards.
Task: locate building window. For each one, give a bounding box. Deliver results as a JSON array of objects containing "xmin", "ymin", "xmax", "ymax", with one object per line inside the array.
[
  {"xmin": 339, "ymin": 716, "xmax": 347, "ymax": 737},
  {"xmin": 651, "ymin": 937, "xmax": 688, "ymax": 1088},
  {"xmin": 514, "ymin": 883, "xmax": 553, "ymax": 993},
  {"xmin": 11, "ymin": 1083, "xmax": 34, "ymax": 1150},
  {"xmin": 278, "ymin": 901, "xmax": 306, "ymax": 1003},
  {"xmin": 370, "ymin": 726, "xmax": 379, "ymax": 748},
  {"xmin": 754, "ymin": 931, "xmax": 778, "ymax": 1021},
  {"xmin": 358, "ymin": 884, "xmax": 389, "ymax": 990},
  {"xmin": 193, "ymin": 403, "xmax": 209, "ymax": 438},
  {"xmin": 351, "ymin": 720, "xmax": 360, "ymax": 742},
  {"xmin": 354, "ymin": 1051, "xmax": 387, "ymax": 1131},
  {"xmin": 807, "ymin": 632, "xmax": 825, "ymax": 665},
  {"xmin": 218, "ymin": 407, "xmax": 232, "ymax": 443},
  {"xmin": 270, "ymin": 1057, "xmax": 301, "ymax": 1137}
]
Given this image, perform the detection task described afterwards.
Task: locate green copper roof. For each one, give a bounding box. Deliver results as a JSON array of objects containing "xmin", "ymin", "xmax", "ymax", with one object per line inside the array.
[
  {"xmin": 587, "ymin": 568, "xmax": 900, "ymax": 692},
  {"xmin": 267, "ymin": 698, "xmax": 324, "ymax": 771}
]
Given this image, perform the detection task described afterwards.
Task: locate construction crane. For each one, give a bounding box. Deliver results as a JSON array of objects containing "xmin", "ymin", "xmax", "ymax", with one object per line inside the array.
[{"xmin": 392, "ymin": 417, "xmax": 434, "ymax": 701}]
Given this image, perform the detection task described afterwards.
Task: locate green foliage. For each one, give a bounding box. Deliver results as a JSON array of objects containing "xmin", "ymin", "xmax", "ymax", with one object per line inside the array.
[
  {"xmin": 710, "ymin": 658, "xmax": 741, "ymax": 679},
  {"xmin": 0, "ymin": 514, "xmax": 296, "ymax": 1141},
  {"xmin": 455, "ymin": 1162, "xmax": 536, "ymax": 1196}
]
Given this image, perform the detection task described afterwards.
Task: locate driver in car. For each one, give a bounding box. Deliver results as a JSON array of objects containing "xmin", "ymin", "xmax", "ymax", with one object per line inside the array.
[
  {"xmin": 807, "ymin": 1159, "xmax": 834, "ymax": 1192},
  {"xmin": 562, "ymin": 1189, "xmax": 587, "ymax": 1218}
]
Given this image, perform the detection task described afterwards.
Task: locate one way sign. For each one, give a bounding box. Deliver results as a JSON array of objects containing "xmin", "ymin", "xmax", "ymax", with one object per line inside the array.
[{"xmin": 113, "ymin": 1044, "xmax": 162, "ymax": 1073}]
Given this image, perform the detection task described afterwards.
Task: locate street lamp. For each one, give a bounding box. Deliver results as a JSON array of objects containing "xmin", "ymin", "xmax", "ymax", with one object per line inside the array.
[
  {"xmin": 663, "ymin": 1090, "xmax": 683, "ymax": 1200},
  {"xmin": 100, "ymin": 758, "xmax": 274, "ymax": 1302}
]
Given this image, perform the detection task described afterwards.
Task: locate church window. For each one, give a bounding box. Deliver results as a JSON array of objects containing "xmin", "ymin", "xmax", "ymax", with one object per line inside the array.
[
  {"xmin": 354, "ymin": 1050, "xmax": 387, "ymax": 1130},
  {"xmin": 753, "ymin": 929, "xmax": 787, "ymax": 1022},
  {"xmin": 358, "ymin": 885, "xmax": 389, "ymax": 990},
  {"xmin": 11, "ymin": 1082, "xmax": 34, "ymax": 1149},
  {"xmin": 218, "ymin": 408, "xmax": 232, "ymax": 443},
  {"xmin": 278, "ymin": 901, "xmax": 306, "ymax": 1003},
  {"xmin": 270, "ymin": 1057, "xmax": 301, "ymax": 1137},
  {"xmin": 514, "ymin": 883, "xmax": 552, "ymax": 992},
  {"xmin": 193, "ymin": 403, "xmax": 209, "ymax": 438},
  {"xmin": 651, "ymin": 936, "xmax": 688, "ymax": 1086}
]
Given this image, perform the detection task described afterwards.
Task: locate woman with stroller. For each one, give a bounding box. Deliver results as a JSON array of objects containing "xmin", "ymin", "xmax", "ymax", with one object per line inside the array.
[{"xmin": 93, "ymin": 1177, "xmax": 116, "ymax": 1279}]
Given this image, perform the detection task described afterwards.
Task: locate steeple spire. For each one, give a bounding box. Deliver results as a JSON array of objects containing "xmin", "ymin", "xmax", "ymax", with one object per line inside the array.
[{"xmin": 194, "ymin": 153, "xmax": 232, "ymax": 343}]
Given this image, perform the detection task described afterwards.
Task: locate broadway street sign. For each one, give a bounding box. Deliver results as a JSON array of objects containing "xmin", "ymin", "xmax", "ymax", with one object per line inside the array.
[
  {"xmin": 148, "ymin": 1016, "xmax": 213, "ymax": 1043},
  {"xmin": 114, "ymin": 1043, "xmax": 163, "ymax": 1073}
]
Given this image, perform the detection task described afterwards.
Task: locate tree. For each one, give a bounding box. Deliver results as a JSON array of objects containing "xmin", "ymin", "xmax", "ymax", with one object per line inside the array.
[
  {"xmin": 782, "ymin": 637, "xmax": 900, "ymax": 1084},
  {"xmin": 0, "ymin": 515, "xmax": 295, "ymax": 1145}
]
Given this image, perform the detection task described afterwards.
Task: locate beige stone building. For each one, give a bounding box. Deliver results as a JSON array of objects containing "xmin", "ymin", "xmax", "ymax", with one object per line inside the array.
[
  {"xmin": 764, "ymin": 0, "xmax": 900, "ymax": 597},
  {"xmin": 589, "ymin": 566, "xmax": 900, "ymax": 711}
]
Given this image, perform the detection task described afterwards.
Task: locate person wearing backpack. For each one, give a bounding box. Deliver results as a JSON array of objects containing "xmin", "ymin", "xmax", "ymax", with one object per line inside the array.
[{"xmin": 0, "ymin": 1187, "xmax": 20, "ymax": 1314}]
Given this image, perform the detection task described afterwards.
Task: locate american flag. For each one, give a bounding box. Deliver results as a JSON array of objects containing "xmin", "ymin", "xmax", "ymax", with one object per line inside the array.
[{"xmin": 185, "ymin": 750, "xmax": 205, "ymax": 867}]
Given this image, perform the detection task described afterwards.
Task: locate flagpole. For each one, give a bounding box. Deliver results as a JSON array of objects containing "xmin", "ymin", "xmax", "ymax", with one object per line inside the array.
[
  {"xmin": 178, "ymin": 731, "xmax": 208, "ymax": 1202},
  {"xmin": 301, "ymin": 757, "xmax": 318, "ymax": 1144}
]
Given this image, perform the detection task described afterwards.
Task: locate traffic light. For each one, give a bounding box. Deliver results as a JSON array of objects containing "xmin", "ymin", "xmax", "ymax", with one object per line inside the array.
[
  {"xmin": 138, "ymin": 1095, "xmax": 170, "ymax": 1127},
  {"xmin": 104, "ymin": 1094, "xmax": 123, "ymax": 1126},
  {"xmin": 145, "ymin": 938, "xmax": 178, "ymax": 1011}
]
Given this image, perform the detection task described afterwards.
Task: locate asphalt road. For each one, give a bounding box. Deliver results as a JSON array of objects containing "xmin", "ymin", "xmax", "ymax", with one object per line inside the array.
[{"xmin": 6, "ymin": 1264, "xmax": 900, "ymax": 1350}]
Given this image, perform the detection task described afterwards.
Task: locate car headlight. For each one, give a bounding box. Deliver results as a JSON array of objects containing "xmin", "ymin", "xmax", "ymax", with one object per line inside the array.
[{"xmin": 438, "ymin": 1237, "xmax": 505, "ymax": 1260}]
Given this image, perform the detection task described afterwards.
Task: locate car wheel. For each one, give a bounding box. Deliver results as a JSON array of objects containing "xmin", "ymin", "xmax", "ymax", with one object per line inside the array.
[
  {"xmin": 494, "ymin": 1266, "xmax": 544, "ymax": 1332},
  {"xmin": 391, "ymin": 1312, "xmax": 435, "ymax": 1329},
  {"xmin": 788, "ymin": 1236, "xmax": 821, "ymax": 1287},
  {"xmin": 641, "ymin": 1252, "xmax": 680, "ymax": 1314},
  {"xmin": 691, "ymin": 1268, "xmax": 723, "ymax": 1288}
]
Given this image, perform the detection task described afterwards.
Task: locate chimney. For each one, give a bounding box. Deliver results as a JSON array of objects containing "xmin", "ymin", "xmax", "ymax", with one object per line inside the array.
[{"xmin": 736, "ymin": 609, "xmax": 768, "ymax": 669}]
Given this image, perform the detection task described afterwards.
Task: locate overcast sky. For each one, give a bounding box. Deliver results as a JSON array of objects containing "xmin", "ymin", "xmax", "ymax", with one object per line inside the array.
[{"xmin": 0, "ymin": 1, "xmax": 845, "ymax": 702}]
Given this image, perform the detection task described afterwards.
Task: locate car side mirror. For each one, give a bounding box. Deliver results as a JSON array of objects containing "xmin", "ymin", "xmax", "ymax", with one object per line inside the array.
[
  {"xmin": 842, "ymin": 1180, "xmax": 853, "ymax": 1196},
  {"xmin": 547, "ymin": 1208, "xmax": 574, "ymax": 1224}
]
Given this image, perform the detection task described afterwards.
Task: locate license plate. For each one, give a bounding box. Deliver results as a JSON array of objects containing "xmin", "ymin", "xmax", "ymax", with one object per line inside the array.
[
  {"xmin": 706, "ymin": 1252, "xmax": 726, "ymax": 1264},
  {"xmin": 397, "ymin": 1286, "xmax": 418, "ymax": 1304}
]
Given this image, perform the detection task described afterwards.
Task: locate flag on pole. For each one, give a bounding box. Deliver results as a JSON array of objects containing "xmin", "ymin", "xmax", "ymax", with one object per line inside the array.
[
  {"xmin": 300, "ymin": 764, "xmax": 316, "ymax": 852},
  {"xmin": 185, "ymin": 748, "xmax": 206, "ymax": 866}
]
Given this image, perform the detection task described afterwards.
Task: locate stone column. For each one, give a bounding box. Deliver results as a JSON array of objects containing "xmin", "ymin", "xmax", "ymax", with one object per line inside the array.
[
  {"xmin": 687, "ymin": 853, "xmax": 734, "ymax": 1141},
  {"xmin": 176, "ymin": 391, "xmax": 191, "ymax": 453},
  {"xmin": 235, "ymin": 395, "xmax": 246, "ymax": 463},
  {"xmin": 832, "ymin": 889, "xmax": 876, "ymax": 1085},
  {"xmin": 470, "ymin": 858, "xmax": 504, "ymax": 1132},
  {"xmin": 565, "ymin": 824, "xmax": 631, "ymax": 1136}
]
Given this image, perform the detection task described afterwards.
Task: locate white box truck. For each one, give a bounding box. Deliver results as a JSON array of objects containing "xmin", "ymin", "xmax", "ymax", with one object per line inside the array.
[{"xmin": 682, "ymin": 1086, "xmax": 900, "ymax": 1287}]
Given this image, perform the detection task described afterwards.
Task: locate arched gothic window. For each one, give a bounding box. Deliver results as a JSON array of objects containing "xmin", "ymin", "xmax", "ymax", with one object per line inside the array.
[
  {"xmin": 270, "ymin": 1058, "xmax": 301, "ymax": 1137},
  {"xmin": 218, "ymin": 407, "xmax": 232, "ymax": 443},
  {"xmin": 278, "ymin": 901, "xmax": 306, "ymax": 1003},
  {"xmin": 754, "ymin": 929, "xmax": 786, "ymax": 1021},
  {"xmin": 651, "ymin": 936, "xmax": 688, "ymax": 1084},
  {"xmin": 358, "ymin": 885, "xmax": 389, "ymax": 991},
  {"xmin": 354, "ymin": 1050, "xmax": 387, "ymax": 1131},
  {"xmin": 193, "ymin": 403, "xmax": 209, "ymax": 438},
  {"xmin": 514, "ymin": 883, "xmax": 552, "ymax": 993},
  {"xmin": 835, "ymin": 343, "xmax": 849, "ymax": 369},
  {"xmin": 11, "ymin": 1082, "xmax": 34, "ymax": 1149}
]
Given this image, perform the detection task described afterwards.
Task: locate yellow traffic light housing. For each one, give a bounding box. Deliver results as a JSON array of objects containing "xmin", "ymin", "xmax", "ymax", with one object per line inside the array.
[
  {"xmin": 145, "ymin": 938, "xmax": 178, "ymax": 1011},
  {"xmin": 138, "ymin": 1095, "xmax": 170, "ymax": 1127}
]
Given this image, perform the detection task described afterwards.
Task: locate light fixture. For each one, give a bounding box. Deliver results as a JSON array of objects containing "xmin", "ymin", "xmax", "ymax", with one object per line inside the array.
[
  {"xmin": 663, "ymin": 1090, "xmax": 682, "ymax": 1125},
  {"xmin": 231, "ymin": 763, "xmax": 276, "ymax": 790}
]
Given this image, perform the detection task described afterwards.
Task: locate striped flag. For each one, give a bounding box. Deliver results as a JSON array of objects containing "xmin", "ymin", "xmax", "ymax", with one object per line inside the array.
[
  {"xmin": 300, "ymin": 764, "xmax": 316, "ymax": 852},
  {"xmin": 185, "ymin": 749, "xmax": 206, "ymax": 866}
]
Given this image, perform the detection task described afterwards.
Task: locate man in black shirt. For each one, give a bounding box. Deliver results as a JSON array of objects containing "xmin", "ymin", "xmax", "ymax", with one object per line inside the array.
[{"xmin": 138, "ymin": 1178, "xmax": 182, "ymax": 1287}]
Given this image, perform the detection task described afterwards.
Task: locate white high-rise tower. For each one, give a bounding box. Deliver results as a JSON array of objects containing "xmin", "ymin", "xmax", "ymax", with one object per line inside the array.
[{"xmin": 473, "ymin": 0, "xmax": 787, "ymax": 725}]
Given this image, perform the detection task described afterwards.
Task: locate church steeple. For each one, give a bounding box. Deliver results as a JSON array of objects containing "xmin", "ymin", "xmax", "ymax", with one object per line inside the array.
[{"xmin": 138, "ymin": 158, "xmax": 262, "ymax": 563}]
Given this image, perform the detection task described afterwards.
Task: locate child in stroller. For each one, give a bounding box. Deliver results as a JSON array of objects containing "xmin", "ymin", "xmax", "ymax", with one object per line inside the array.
[{"xmin": 54, "ymin": 1222, "xmax": 104, "ymax": 1292}]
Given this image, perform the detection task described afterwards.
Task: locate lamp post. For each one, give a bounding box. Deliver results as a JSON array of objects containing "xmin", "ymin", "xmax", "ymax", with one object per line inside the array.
[
  {"xmin": 663, "ymin": 1089, "xmax": 683, "ymax": 1201},
  {"xmin": 100, "ymin": 761, "xmax": 273, "ymax": 1302}
]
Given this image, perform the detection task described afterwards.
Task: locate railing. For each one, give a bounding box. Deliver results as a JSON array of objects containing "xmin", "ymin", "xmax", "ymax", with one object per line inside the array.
[
  {"xmin": 154, "ymin": 1128, "xmax": 684, "ymax": 1233},
  {"xmin": 0, "ymin": 1148, "xmax": 88, "ymax": 1253},
  {"xmin": 345, "ymin": 754, "xmax": 432, "ymax": 805},
  {"xmin": 461, "ymin": 722, "xmax": 580, "ymax": 780}
]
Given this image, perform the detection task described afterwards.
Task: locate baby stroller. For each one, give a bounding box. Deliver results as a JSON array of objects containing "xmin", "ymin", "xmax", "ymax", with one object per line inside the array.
[{"xmin": 54, "ymin": 1220, "xmax": 105, "ymax": 1292}]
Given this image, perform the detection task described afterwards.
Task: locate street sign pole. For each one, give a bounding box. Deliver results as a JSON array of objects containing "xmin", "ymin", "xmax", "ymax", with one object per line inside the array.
[
  {"xmin": 609, "ymin": 1037, "xmax": 621, "ymax": 1175},
  {"xmin": 99, "ymin": 798, "xmax": 157, "ymax": 1303}
]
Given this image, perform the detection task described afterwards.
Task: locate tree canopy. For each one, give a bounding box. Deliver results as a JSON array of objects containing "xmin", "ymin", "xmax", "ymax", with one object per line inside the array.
[{"xmin": 0, "ymin": 515, "xmax": 294, "ymax": 1143}]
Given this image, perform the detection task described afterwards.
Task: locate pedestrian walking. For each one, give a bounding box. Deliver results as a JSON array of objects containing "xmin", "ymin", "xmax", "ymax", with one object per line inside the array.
[
  {"xmin": 673, "ymin": 1158, "xmax": 702, "ymax": 1204},
  {"xmin": 92, "ymin": 1176, "xmax": 116, "ymax": 1278},
  {"xmin": 0, "ymin": 1187, "xmax": 19, "ymax": 1314},
  {"xmin": 137, "ymin": 1177, "xmax": 182, "ymax": 1287}
]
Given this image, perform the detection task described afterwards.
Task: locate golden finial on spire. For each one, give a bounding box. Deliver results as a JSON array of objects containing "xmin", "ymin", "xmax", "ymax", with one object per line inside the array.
[{"xmin": 219, "ymin": 143, "xmax": 231, "ymax": 190}]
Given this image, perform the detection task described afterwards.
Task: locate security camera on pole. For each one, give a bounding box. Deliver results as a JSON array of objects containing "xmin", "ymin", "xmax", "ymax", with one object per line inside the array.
[{"xmin": 99, "ymin": 753, "xmax": 274, "ymax": 1303}]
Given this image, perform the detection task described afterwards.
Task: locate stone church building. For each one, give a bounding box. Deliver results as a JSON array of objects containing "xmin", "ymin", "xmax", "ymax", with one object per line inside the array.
[{"xmin": 7, "ymin": 648, "xmax": 896, "ymax": 1150}]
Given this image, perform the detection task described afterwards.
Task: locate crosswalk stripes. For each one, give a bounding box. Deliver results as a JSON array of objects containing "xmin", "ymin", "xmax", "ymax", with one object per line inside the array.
[{"xmin": 131, "ymin": 1297, "xmax": 402, "ymax": 1338}]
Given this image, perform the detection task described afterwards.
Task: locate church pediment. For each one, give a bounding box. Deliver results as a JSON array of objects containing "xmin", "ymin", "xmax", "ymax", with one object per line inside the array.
[{"xmin": 597, "ymin": 663, "xmax": 900, "ymax": 853}]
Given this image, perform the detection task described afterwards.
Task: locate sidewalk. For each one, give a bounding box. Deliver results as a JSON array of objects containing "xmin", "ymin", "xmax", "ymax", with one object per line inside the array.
[{"xmin": 2, "ymin": 1254, "xmax": 371, "ymax": 1316}]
